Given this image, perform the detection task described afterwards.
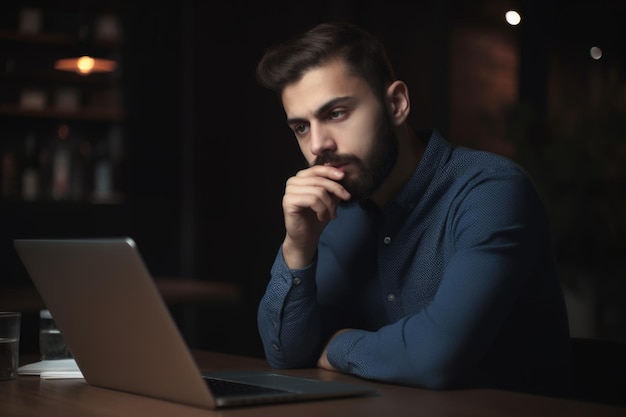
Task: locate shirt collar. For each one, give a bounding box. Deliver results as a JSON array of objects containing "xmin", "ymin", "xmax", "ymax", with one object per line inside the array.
[{"xmin": 392, "ymin": 129, "xmax": 452, "ymax": 210}]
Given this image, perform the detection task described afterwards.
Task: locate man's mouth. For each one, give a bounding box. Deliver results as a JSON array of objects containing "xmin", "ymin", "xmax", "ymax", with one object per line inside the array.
[
  {"xmin": 324, "ymin": 162, "xmax": 348, "ymax": 171},
  {"xmin": 314, "ymin": 153, "xmax": 359, "ymax": 169}
]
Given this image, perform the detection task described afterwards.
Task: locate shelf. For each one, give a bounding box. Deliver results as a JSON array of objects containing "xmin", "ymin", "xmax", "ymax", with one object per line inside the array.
[
  {"xmin": 0, "ymin": 5, "xmax": 129, "ymax": 288},
  {"xmin": 0, "ymin": 31, "xmax": 120, "ymax": 49},
  {"xmin": 3, "ymin": 69, "xmax": 120, "ymax": 85},
  {"xmin": 0, "ymin": 104, "xmax": 123, "ymax": 122},
  {"xmin": 0, "ymin": 278, "xmax": 242, "ymax": 312},
  {"xmin": 0, "ymin": 31, "xmax": 74, "ymax": 45},
  {"xmin": 0, "ymin": 197, "xmax": 125, "ymax": 208}
]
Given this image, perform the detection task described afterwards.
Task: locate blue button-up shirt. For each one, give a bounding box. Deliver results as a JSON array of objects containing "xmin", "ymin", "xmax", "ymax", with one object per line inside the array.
[{"xmin": 257, "ymin": 130, "xmax": 571, "ymax": 395}]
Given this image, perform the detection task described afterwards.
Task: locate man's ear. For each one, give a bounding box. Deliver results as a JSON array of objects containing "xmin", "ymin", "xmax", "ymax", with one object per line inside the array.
[{"xmin": 386, "ymin": 80, "xmax": 410, "ymax": 125}]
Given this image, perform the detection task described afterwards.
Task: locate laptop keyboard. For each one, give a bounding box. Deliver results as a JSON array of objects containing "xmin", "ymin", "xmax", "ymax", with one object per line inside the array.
[{"xmin": 204, "ymin": 377, "xmax": 291, "ymax": 397}]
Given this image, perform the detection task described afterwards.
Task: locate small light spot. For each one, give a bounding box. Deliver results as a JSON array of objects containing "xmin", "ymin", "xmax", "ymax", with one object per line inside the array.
[
  {"xmin": 505, "ymin": 10, "xmax": 522, "ymax": 26},
  {"xmin": 590, "ymin": 46, "xmax": 603, "ymax": 60}
]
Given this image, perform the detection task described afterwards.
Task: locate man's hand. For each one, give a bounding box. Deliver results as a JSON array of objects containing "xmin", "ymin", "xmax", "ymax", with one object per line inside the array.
[
  {"xmin": 282, "ymin": 165, "xmax": 351, "ymax": 269},
  {"xmin": 317, "ymin": 329, "xmax": 352, "ymax": 371}
]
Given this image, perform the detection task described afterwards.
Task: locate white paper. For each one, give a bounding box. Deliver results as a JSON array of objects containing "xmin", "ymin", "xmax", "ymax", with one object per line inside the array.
[
  {"xmin": 17, "ymin": 359, "xmax": 84, "ymax": 379},
  {"xmin": 40, "ymin": 370, "xmax": 84, "ymax": 379}
]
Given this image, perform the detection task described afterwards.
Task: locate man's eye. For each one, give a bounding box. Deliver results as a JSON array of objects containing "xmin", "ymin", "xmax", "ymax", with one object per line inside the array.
[
  {"xmin": 295, "ymin": 124, "xmax": 309, "ymax": 134},
  {"xmin": 329, "ymin": 110, "xmax": 346, "ymax": 120}
]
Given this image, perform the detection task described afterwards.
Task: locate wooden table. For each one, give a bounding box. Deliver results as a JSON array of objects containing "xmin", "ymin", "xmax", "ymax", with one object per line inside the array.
[{"xmin": 1, "ymin": 350, "xmax": 624, "ymax": 417}]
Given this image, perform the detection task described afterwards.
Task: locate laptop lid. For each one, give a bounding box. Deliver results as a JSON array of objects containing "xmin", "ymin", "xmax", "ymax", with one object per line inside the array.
[{"xmin": 13, "ymin": 237, "xmax": 376, "ymax": 409}]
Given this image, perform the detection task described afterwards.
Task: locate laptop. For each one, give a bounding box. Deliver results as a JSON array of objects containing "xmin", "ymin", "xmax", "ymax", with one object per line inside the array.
[{"xmin": 13, "ymin": 237, "xmax": 376, "ymax": 409}]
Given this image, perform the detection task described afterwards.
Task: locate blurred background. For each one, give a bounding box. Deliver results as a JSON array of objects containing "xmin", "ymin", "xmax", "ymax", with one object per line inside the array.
[{"xmin": 1, "ymin": 0, "xmax": 625, "ymax": 359}]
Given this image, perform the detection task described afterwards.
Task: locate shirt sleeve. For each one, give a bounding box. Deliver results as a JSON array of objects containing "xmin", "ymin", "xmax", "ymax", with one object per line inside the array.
[
  {"xmin": 325, "ymin": 170, "xmax": 548, "ymax": 388},
  {"xmin": 257, "ymin": 248, "xmax": 323, "ymax": 368}
]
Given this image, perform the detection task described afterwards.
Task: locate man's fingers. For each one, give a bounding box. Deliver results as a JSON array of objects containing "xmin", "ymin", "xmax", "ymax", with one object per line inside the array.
[
  {"xmin": 287, "ymin": 172, "xmax": 351, "ymax": 201},
  {"xmin": 283, "ymin": 190, "xmax": 338, "ymax": 221},
  {"xmin": 295, "ymin": 165, "xmax": 345, "ymax": 180}
]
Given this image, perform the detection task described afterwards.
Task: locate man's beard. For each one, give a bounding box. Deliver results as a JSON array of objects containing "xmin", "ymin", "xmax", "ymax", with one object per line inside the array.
[{"xmin": 313, "ymin": 111, "xmax": 398, "ymax": 206}]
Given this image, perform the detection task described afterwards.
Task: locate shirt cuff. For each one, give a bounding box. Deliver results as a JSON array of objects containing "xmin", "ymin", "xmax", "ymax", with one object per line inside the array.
[{"xmin": 271, "ymin": 246, "xmax": 317, "ymax": 293}]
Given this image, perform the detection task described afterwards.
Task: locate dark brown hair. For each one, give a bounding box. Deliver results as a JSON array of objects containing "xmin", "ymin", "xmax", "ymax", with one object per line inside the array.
[{"xmin": 256, "ymin": 22, "xmax": 396, "ymax": 101}]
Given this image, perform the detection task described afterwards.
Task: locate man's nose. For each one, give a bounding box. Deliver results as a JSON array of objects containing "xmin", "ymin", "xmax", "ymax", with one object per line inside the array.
[{"xmin": 309, "ymin": 124, "xmax": 336, "ymax": 156}]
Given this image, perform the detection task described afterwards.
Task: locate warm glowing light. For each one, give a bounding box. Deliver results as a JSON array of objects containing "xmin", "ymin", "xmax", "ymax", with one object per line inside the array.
[
  {"xmin": 77, "ymin": 56, "xmax": 95, "ymax": 73},
  {"xmin": 590, "ymin": 46, "xmax": 603, "ymax": 60},
  {"xmin": 54, "ymin": 56, "xmax": 117, "ymax": 75},
  {"xmin": 505, "ymin": 10, "xmax": 522, "ymax": 26}
]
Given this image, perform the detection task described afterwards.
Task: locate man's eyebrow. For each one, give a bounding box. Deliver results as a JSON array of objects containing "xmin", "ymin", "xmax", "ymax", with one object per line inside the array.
[{"xmin": 286, "ymin": 96, "xmax": 356, "ymax": 126}]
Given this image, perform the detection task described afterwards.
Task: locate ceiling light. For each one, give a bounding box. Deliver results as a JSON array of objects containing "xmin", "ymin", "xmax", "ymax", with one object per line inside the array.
[{"xmin": 54, "ymin": 55, "xmax": 117, "ymax": 75}]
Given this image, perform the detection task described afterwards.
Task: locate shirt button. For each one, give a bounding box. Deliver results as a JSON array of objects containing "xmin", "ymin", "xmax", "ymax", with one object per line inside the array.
[
  {"xmin": 293, "ymin": 277, "xmax": 301, "ymax": 285},
  {"xmin": 387, "ymin": 293, "xmax": 396, "ymax": 302},
  {"xmin": 272, "ymin": 343, "xmax": 280, "ymax": 351},
  {"xmin": 383, "ymin": 236, "xmax": 391, "ymax": 244}
]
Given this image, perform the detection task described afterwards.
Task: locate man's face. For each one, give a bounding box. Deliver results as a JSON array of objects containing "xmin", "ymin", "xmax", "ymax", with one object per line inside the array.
[{"xmin": 281, "ymin": 59, "xmax": 398, "ymax": 204}]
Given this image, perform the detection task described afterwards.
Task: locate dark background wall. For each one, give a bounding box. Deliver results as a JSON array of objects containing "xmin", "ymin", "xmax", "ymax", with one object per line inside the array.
[
  {"xmin": 188, "ymin": 0, "xmax": 626, "ymax": 354},
  {"xmin": 2, "ymin": 0, "xmax": 625, "ymax": 358}
]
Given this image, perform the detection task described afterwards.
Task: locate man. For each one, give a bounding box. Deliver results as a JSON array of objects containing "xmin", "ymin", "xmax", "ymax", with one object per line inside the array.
[{"xmin": 255, "ymin": 21, "xmax": 572, "ymax": 396}]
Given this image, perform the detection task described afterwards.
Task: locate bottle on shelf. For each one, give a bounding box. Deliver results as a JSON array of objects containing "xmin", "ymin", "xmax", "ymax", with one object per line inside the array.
[
  {"xmin": 21, "ymin": 132, "xmax": 40, "ymax": 201},
  {"xmin": 73, "ymin": 138, "xmax": 93, "ymax": 202},
  {"xmin": 92, "ymin": 127, "xmax": 121, "ymax": 203},
  {"xmin": 50, "ymin": 124, "xmax": 72, "ymax": 201},
  {"xmin": 1, "ymin": 149, "xmax": 19, "ymax": 200}
]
